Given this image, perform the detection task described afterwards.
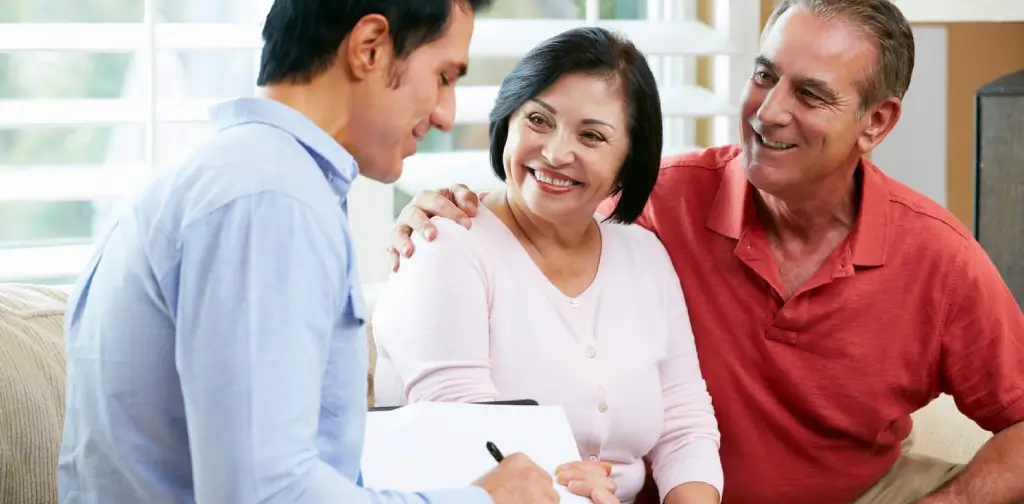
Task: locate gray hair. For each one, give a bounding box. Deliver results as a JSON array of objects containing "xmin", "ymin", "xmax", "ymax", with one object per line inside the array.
[{"xmin": 765, "ymin": 0, "xmax": 915, "ymax": 112}]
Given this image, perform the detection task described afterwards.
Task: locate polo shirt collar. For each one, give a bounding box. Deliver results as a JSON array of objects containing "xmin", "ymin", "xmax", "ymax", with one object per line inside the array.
[
  {"xmin": 850, "ymin": 158, "xmax": 889, "ymax": 266},
  {"xmin": 706, "ymin": 153, "xmax": 889, "ymax": 267},
  {"xmin": 706, "ymin": 154, "xmax": 757, "ymax": 241},
  {"xmin": 209, "ymin": 97, "xmax": 359, "ymax": 198}
]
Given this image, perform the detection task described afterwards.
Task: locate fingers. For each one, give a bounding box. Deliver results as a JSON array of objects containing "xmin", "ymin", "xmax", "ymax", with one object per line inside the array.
[
  {"xmin": 503, "ymin": 452, "xmax": 545, "ymax": 473},
  {"xmin": 557, "ymin": 462, "xmax": 617, "ymax": 501},
  {"xmin": 386, "ymin": 220, "xmax": 418, "ymax": 270},
  {"xmin": 474, "ymin": 452, "xmax": 559, "ymax": 504},
  {"xmin": 504, "ymin": 453, "xmax": 558, "ymax": 502},
  {"xmin": 395, "ymin": 203, "xmax": 436, "ymax": 242},
  {"xmin": 409, "ymin": 190, "xmax": 472, "ymax": 230},
  {"xmin": 564, "ymin": 477, "xmax": 617, "ymax": 500},
  {"xmin": 589, "ymin": 487, "xmax": 620, "ymax": 504},
  {"xmin": 450, "ymin": 184, "xmax": 480, "ymax": 216},
  {"xmin": 386, "ymin": 245, "xmax": 401, "ymax": 273},
  {"xmin": 555, "ymin": 461, "xmax": 612, "ymax": 477},
  {"xmin": 386, "ymin": 188, "xmax": 476, "ymax": 270},
  {"xmin": 557, "ymin": 469, "xmax": 616, "ymax": 490}
]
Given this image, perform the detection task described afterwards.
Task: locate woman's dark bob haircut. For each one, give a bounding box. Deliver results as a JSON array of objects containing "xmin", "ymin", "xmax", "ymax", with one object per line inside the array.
[{"xmin": 488, "ymin": 26, "xmax": 663, "ymax": 224}]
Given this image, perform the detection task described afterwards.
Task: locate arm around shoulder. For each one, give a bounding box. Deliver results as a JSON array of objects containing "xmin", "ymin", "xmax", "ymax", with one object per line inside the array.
[{"xmin": 373, "ymin": 218, "xmax": 500, "ymax": 404}]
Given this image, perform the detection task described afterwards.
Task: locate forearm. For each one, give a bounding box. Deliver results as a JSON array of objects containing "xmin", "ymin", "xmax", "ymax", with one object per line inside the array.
[
  {"xmin": 664, "ymin": 482, "xmax": 720, "ymax": 504},
  {"xmin": 919, "ymin": 420, "xmax": 1024, "ymax": 504},
  {"xmin": 232, "ymin": 461, "xmax": 491, "ymax": 504},
  {"xmin": 650, "ymin": 438, "xmax": 723, "ymax": 504},
  {"xmin": 654, "ymin": 281, "xmax": 723, "ymax": 503},
  {"xmin": 298, "ymin": 468, "xmax": 493, "ymax": 504}
]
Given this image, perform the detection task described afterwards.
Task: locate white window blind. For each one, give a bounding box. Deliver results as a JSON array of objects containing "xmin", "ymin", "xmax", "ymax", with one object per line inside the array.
[{"xmin": 0, "ymin": 0, "xmax": 761, "ymax": 288}]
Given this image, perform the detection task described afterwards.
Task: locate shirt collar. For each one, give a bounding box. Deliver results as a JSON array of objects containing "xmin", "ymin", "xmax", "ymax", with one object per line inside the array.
[
  {"xmin": 849, "ymin": 158, "xmax": 889, "ymax": 266},
  {"xmin": 209, "ymin": 97, "xmax": 359, "ymax": 197},
  {"xmin": 706, "ymin": 153, "xmax": 889, "ymax": 267},
  {"xmin": 706, "ymin": 155, "xmax": 757, "ymax": 241}
]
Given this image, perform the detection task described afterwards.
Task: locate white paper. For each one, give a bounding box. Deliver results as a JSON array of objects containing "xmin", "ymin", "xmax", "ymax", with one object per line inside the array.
[{"xmin": 361, "ymin": 402, "xmax": 591, "ymax": 502}]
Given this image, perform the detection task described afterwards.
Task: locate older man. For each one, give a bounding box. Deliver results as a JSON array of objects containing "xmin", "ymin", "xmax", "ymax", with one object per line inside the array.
[{"xmin": 385, "ymin": 1, "xmax": 1024, "ymax": 503}]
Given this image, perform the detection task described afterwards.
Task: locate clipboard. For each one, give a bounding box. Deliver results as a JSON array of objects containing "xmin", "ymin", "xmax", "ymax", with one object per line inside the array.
[
  {"xmin": 368, "ymin": 399, "xmax": 539, "ymax": 412},
  {"xmin": 360, "ymin": 400, "xmax": 587, "ymax": 502}
]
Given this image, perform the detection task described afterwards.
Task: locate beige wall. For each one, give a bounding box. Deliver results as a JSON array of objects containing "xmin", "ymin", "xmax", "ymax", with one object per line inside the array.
[
  {"xmin": 751, "ymin": 0, "xmax": 1024, "ymax": 230},
  {"xmin": 942, "ymin": 23, "xmax": 1024, "ymax": 230}
]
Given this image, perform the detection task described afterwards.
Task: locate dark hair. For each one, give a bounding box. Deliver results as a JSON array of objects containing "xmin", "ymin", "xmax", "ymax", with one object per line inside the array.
[
  {"xmin": 488, "ymin": 27, "xmax": 662, "ymax": 224},
  {"xmin": 258, "ymin": 0, "xmax": 493, "ymax": 85}
]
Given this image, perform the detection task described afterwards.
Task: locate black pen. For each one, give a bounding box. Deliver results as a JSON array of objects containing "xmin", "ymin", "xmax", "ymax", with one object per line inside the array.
[{"xmin": 486, "ymin": 441, "xmax": 504, "ymax": 463}]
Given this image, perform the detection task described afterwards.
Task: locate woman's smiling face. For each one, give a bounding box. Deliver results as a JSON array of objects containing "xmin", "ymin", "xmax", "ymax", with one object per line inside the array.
[{"xmin": 501, "ymin": 72, "xmax": 631, "ymax": 224}]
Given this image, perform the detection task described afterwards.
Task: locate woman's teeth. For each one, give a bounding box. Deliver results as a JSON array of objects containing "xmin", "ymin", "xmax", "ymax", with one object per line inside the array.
[{"xmin": 534, "ymin": 170, "xmax": 577, "ymax": 187}]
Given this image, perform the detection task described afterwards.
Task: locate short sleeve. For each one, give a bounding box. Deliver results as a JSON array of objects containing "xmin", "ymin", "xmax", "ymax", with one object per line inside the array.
[{"xmin": 939, "ymin": 239, "xmax": 1024, "ymax": 433}]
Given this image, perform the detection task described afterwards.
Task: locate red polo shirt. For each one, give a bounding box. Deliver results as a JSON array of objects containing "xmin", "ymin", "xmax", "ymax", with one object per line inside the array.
[{"xmin": 603, "ymin": 145, "xmax": 1024, "ymax": 504}]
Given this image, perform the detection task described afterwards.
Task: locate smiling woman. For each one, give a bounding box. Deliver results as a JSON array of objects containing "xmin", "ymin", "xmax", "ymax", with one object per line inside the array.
[
  {"xmin": 372, "ymin": 26, "xmax": 723, "ymax": 504},
  {"xmin": 486, "ymin": 27, "xmax": 662, "ymax": 224}
]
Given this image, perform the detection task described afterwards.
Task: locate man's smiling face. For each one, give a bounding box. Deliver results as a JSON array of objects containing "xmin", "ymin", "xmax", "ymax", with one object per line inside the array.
[{"xmin": 739, "ymin": 6, "xmax": 880, "ymax": 197}]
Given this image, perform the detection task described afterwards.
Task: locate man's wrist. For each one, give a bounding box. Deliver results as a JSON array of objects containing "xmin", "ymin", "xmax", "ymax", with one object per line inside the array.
[{"xmin": 916, "ymin": 489, "xmax": 967, "ymax": 504}]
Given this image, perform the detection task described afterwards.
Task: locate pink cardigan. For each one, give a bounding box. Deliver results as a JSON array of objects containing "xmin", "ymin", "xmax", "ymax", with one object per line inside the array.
[{"xmin": 372, "ymin": 207, "xmax": 723, "ymax": 503}]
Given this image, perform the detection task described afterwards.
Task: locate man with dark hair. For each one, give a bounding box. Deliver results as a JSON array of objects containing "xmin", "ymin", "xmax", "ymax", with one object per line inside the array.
[
  {"xmin": 58, "ymin": 1, "xmax": 558, "ymax": 503},
  {"xmin": 386, "ymin": 1, "xmax": 1024, "ymax": 503}
]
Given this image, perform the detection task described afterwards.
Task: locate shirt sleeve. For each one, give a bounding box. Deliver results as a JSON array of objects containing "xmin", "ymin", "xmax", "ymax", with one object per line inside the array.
[
  {"xmin": 372, "ymin": 218, "xmax": 500, "ymax": 404},
  {"xmin": 173, "ymin": 193, "xmax": 492, "ymax": 504},
  {"xmin": 939, "ymin": 239, "xmax": 1024, "ymax": 433},
  {"xmin": 646, "ymin": 256, "xmax": 724, "ymax": 502}
]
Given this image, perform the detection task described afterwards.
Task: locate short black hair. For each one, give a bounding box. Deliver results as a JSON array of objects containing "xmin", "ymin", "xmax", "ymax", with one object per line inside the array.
[
  {"xmin": 488, "ymin": 26, "xmax": 662, "ymax": 224},
  {"xmin": 258, "ymin": 0, "xmax": 493, "ymax": 86}
]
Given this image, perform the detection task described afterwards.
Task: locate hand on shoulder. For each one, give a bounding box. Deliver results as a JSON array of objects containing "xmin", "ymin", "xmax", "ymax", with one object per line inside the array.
[{"xmin": 387, "ymin": 185, "xmax": 481, "ymax": 272}]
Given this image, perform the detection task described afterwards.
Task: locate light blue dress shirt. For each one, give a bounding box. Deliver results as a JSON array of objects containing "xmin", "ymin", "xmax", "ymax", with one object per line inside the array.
[{"xmin": 58, "ymin": 97, "xmax": 492, "ymax": 504}]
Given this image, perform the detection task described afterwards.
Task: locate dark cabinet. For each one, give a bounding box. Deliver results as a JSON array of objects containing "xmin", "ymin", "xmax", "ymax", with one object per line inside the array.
[{"xmin": 975, "ymin": 69, "xmax": 1024, "ymax": 307}]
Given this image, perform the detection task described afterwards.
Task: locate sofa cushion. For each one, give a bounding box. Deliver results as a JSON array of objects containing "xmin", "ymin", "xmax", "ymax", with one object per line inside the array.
[
  {"xmin": 0, "ymin": 283, "xmax": 68, "ymax": 504},
  {"xmin": 909, "ymin": 394, "xmax": 992, "ymax": 463}
]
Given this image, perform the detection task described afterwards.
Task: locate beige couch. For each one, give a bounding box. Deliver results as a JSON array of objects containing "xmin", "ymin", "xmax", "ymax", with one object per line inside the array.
[
  {"xmin": 0, "ymin": 284, "xmax": 68, "ymax": 504},
  {"xmin": 0, "ymin": 283, "xmax": 992, "ymax": 504}
]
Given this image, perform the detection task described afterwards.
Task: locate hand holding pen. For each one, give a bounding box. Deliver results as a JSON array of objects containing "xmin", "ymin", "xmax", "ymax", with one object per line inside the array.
[{"xmin": 473, "ymin": 441, "xmax": 558, "ymax": 504}]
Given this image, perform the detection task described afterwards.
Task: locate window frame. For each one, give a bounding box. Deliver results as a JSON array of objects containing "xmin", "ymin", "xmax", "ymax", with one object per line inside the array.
[{"xmin": 0, "ymin": 0, "xmax": 765, "ymax": 288}]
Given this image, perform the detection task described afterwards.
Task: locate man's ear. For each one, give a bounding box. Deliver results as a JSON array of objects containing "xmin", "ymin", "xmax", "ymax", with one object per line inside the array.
[
  {"xmin": 856, "ymin": 96, "xmax": 902, "ymax": 153},
  {"xmin": 344, "ymin": 14, "xmax": 392, "ymax": 81}
]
